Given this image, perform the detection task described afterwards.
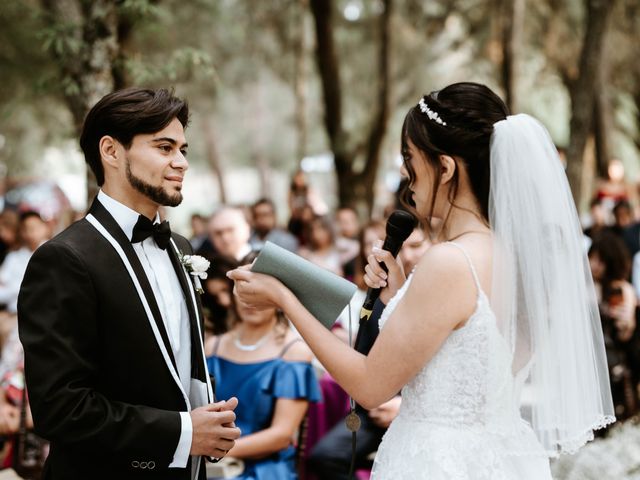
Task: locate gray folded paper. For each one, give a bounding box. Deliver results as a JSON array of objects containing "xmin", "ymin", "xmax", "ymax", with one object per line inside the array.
[{"xmin": 252, "ymin": 241, "xmax": 357, "ymax": 329}]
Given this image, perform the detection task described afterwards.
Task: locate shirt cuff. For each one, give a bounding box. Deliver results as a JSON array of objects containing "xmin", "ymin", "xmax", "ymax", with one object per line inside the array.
[{"xmin": 169, "ymin": 411, "xmax": 193, "ymax": 468}]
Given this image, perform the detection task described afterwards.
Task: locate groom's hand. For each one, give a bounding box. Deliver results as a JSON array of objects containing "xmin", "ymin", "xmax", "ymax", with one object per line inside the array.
[{"xmin": 190, "ymin": 397, "xmax": 241, "ymax": 457}]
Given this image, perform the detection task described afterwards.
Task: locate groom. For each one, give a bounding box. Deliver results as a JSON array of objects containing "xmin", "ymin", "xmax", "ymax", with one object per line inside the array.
[{"xmin": 18, "ymin": 88, "xmax": 240, "ymax": 479}]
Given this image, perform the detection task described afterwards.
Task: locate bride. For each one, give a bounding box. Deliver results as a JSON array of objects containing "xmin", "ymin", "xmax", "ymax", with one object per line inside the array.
[{"xmin": 228, "ymin": 82, "xmax": 614, "ymax": 479}]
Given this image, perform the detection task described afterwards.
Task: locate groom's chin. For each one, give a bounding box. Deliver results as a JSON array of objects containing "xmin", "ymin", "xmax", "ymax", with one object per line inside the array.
[{"xmin": 164, "ymin": 195, "xmax": 183, "ymax": 208}]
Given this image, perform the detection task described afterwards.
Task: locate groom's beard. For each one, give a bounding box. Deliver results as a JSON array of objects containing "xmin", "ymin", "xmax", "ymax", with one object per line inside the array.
[{"xmin": 126, "ymin": 158, "xmax": 183, "ymax": 207}]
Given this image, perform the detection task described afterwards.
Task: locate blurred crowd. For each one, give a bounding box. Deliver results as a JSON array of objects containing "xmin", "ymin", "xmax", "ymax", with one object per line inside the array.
[
  {"xmin": 585, "ymin": 159, "xmax": 640, "ymax": 426},
  {"xmin": 0, "ymin": 209, "xmax": 53, "ymax": 475}
]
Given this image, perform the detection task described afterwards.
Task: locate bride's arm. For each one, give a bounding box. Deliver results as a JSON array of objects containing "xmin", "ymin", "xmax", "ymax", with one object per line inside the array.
[{"xmin": 228, "ymin": 244, "xmax": 475, "ymax": 409}]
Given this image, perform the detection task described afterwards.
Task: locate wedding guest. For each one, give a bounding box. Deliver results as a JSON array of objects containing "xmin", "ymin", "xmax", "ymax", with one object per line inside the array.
[
  {"xmin": 189, "ymin": 213, "xmax": 208, "ymax": 252},
  {"xmin": 207, "ymin": 207, "xmax": 253, "ymax": 263},
  {"xmin": 299, "ymin": 216, "xmax": 343, "ymax": 276},
  {"xmin": 335, "ymin": 207, "xmax": 360, "ymax": 281},
  {"xmin": 287, "ymin": 171, "xmax": 327, "ymax": 243},
  {"xmin": 612, "ymin": 200, "xmax": 634, "ymax": 236},
  {"xmin": 205, "ymin": 276, "xmax": 321, "ymax": 479},
  {"xmin": 0, "ymin": 212, "xmax": 51, "ymax": 314},
  {"xmin": 332, "ymin": 221, "xmax": 386, "ymax": 345},
  {"xmin": 249, "ymin": 198, "xmax": 299, "ymax": 253},
  {"xmin": 287, "ymin": 170, "xmax": 327, "ymax": 219},
  {"xmin": 398, "ymin": 227, "xmax": 431, "ymax": 274},
  {"xmin": 352, "ymin": 221, "xmax": 386, "ymax": 298},
  {"xmin": 589, "ymin": 231, "xmax": 638, "ymax": 420},
  {"xmin": 595, "ymin": 159, "xmax": 632, "ymax": 221},
  {"xmin": 0, "ymin": 210, "xmax": 20, "ymax": 266},
  {"xmin": 335, "ymin": 207, "xmax": 360, "ymax": 241},
  {"xmin": 201, "ymin": 256, "xmax": 238, "ymax": 337},
  {"xmin": 584, "ymin": 197, "xmax": 608, "ymax": 239}
]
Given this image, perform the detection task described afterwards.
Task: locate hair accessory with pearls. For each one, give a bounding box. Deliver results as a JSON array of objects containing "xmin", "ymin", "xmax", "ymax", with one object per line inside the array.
[{"xmin": 418, "ymin": 98, "xmax": 447, "ymax": 126}]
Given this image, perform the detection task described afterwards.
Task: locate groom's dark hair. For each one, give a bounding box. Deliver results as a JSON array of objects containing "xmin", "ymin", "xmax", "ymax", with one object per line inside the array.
[{"xmin": 80, "ymin": 87, "xmax": 190, "ymax": 186}]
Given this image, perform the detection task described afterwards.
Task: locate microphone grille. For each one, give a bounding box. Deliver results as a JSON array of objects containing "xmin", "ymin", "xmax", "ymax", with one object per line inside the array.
[{"xmin": 386, "ymin": 210, "xmax": 417, "ymax": 241}]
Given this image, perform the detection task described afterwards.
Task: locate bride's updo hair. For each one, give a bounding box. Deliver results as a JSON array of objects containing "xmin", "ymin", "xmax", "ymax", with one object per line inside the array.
[{"xmin": 401, "ymin": 82, "xmax": 509, "ymax": 235}]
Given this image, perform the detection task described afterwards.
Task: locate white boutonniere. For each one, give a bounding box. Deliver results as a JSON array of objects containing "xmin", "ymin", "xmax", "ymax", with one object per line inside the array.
[{"xmin": 180, "ymin": 254, "xmax": 210, "ymax": 294}]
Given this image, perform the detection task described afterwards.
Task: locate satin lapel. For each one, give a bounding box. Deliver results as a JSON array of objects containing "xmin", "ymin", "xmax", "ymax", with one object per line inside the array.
[
  {"xmin": 168, "ymin": 238, "xmax": 214, "ymax": 403},
  {"xmin": 166, "ymin": 241, "xmax": 203, "ymax": 381},
  {"xmin": 87, "ymin": 200, "xmax": 179, "ymax": 375}
]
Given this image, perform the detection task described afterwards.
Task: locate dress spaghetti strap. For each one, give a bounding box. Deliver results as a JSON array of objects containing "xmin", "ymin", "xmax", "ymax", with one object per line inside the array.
[
  {"xmin": 212, "ymin": 336, "xmax": 222, "ymax": 356},
  {"xmin": 278, "ymin": 338, "xmax": 302, "ymax": 358},
  {"xmin": 447, "ymin": 241, "xmax": 482, "ymax": 298}
]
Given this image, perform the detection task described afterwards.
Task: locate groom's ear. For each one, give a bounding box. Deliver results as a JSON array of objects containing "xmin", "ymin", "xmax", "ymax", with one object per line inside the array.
[{"xmin": 99, "ymin": 135, "xmax": 123, "ymax": 170}]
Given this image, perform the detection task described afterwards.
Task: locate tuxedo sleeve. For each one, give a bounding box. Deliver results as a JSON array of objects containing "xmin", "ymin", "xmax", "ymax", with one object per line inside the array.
[{"xmin": 17, "ymin": 240, "xmax": 183, "ymax": 468}]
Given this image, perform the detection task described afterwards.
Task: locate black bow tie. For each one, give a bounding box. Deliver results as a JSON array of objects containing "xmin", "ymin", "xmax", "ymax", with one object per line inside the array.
[{"xmin": 131, "ymin": 216, "xmax": 172, "ymax": 250}]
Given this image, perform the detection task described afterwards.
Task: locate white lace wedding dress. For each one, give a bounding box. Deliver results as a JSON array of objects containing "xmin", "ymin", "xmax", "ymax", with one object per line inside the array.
[{"xmin": 371, "ymin": 242, "xmax": 553, "ymax": 479}]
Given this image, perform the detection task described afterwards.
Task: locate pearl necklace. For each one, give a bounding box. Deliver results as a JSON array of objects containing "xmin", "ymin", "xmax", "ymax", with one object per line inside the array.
[{"xmin": 233, "ymin": 331, "xmax": 271, "ymax": 352}]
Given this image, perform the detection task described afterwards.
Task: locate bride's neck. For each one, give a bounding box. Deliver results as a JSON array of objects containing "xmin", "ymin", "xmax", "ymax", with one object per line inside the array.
[{"xmin": 435, "ymin": 199, "xmax": 489, "ymax": 243}]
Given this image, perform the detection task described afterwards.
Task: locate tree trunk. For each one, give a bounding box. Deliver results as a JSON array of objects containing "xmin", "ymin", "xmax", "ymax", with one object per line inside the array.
[
  {"xmin": 41, "ymin": 0, "xmax": 120, "ymax": 206},
  {"xmin": 310, "ymin": 0, "xmax": 392, "ymax": 215},
  {"xmin": 293, "ymin": 0, "xmax": 309, "ymax": 165},
  {"xmin": 500, "ymin": 0, "xmax": 525, "ymax": 111},
  {"xmin": 201, "ymin": 116, "xmax": 227, "ymax": 204},
  {"xmin": 566, "ymin": 0, "xmax": 616, "ymax": 208},
  {"xmin": 634, "ymin": 89, "xmax": 640, "ymax": 155},
  {"xmin": 356, "ymin": 0, "xmax": 392, "ymax": 217},
  {"xmin": 593, "ymin": 67, "xmax": 613, "ymax": 179},
  {"xmin": 309, "ymin": 0, "xmax": 347, "ymax": 159}
]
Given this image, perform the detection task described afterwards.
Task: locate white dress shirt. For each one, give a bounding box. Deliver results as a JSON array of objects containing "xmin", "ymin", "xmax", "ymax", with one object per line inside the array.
[{"xmin": 97, "ymin": 191, "xmax": 193, "ymax": 468}]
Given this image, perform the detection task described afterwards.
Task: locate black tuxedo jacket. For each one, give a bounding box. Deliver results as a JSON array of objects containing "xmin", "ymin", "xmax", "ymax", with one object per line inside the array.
[{"xmin": 18, "ymin": 199, "xmax": 213, "ymax": 480}]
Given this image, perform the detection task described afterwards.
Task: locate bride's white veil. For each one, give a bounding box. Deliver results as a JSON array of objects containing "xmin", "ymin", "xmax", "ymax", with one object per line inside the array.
[{"xmin": 489, "ymin": 114, "xmax": 615, "ymax": 455}]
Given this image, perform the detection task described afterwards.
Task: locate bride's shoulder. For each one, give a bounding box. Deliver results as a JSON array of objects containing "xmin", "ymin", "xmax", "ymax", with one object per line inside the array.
[{"xmin": 411, "ymin": 243, "xmax": 472, "ymax": 284}]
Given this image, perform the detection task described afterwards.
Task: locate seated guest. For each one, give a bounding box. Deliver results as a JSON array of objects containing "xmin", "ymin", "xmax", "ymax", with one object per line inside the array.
[
  {"xmin": 0, "ymin": 210, "xmax": 20, "ymax": 266},
  {"xmin": 206, "ymin": 207, "xmax": 253, "ymax": 263},
  {"xmin": 589, "ymin": 231, "xmax": 638, "ymax": 420},
  {"xmin": 335, "ymin": 221, "xmax": 386, "ymax": 343},
  {"xmin": 205, "ymin": 279, "xmax": 321, "ymax": 479},
  {"xmin": 0, "ymin": 211, "xmax": 51, "ymax": 313},
  {"xmin": 612, "ymin": 200, "xmax": 634, "ymax": 236},
  {"xmin": 299, "ymin": 216, "xmax": 343, "ymax": 276},
  {"xmin": 335, "ymin": 207, "xmax": 361, "ymax": 280},
  {"xmin": 189, "ymin": 213, "xmax": 209, "ymax": 251},
  {"xmin": 201, "ymin": 256, "xmax": 239, "ymax": 337},
  {"xmin": 250, "ymin": 198, "xmax": 299, "ymax": 253}
]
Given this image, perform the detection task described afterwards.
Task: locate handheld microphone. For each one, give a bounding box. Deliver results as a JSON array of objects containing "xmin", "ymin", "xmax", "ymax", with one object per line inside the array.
[{"xmin": 359, "ymin": 210, "xmax": 417, "ymax": 323}]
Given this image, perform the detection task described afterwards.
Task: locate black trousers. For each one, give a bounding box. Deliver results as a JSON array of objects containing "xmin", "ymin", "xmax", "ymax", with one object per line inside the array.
[{"xmin": 307, "ymin": 410, "xmax": 386, "ymax": 480}]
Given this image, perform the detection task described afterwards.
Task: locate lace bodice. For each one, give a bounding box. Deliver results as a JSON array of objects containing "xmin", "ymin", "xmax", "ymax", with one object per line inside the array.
[
  {"xmin": 372, "ymin": 242, "xmax": 551, "ymax": 479},
  {"xmin": 379, "ymin": 272, "xmax": 520, "ymax": 432},
  {"xmin": 382, "ymin": 279, "xmax": 522, "ymax": 429}
]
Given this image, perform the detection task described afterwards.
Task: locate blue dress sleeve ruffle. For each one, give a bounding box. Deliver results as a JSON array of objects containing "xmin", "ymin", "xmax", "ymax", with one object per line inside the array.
[{"xmin": 261, "ymin": 360, "xmax": 322, "ymax": 402}]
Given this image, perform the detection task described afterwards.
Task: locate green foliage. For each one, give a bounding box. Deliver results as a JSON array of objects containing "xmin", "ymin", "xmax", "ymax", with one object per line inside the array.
[
  {"xmin": 0, "ymin": 0, "xmax": 639, "ymax": 209},
  {"xmin": 39, "ymin": 21, "xmax": 82, "ymax": 58},
  {"xmin": 125, "ymin": 47, "xmax": 217, "ymax": 86},
  {"xmin": 118, "ymin": 0, "xmax": 164, "ymax": 20}
]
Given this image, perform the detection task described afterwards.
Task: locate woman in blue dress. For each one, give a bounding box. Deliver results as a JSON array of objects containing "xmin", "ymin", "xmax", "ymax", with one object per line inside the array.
[{"xmin": 205, "ymin": 292, "xmax": 321, "ymax": 480}]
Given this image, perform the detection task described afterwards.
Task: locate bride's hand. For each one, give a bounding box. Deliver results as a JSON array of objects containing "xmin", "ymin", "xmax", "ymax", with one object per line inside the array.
[
  {"xmin": 363, "ymin": 240, "xmax": 406, "ymax": 304},
  {"xmin": 226, "ymin": 266, "xmax": 289, "ymax": 309}
]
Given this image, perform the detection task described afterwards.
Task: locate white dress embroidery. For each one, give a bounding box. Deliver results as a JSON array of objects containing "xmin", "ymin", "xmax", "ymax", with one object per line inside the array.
[{"xmin": 371, "ymin": 242, "xmax": 553, "ymax": 480}]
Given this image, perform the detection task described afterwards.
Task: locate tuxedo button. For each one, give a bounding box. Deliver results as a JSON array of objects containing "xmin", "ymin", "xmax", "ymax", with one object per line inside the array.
[
  {"xmin": 148, "ymin": 461, "xmax": 156, "ymax": 470},
  {"xmin": 140, "ymin": 461, "xmax": 148, "ymax": 469},
  {"xmin": 131, "ymin": 461, "xmax": 140, "ymax": 468}
]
